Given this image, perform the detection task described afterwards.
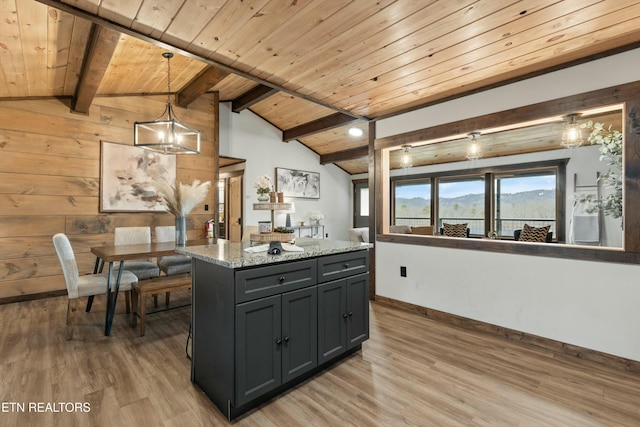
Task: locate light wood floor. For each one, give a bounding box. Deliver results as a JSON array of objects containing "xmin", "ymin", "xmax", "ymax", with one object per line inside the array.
[{"xmin": 2, "ymin": 292, "xmax": 640, "ymax": 426}]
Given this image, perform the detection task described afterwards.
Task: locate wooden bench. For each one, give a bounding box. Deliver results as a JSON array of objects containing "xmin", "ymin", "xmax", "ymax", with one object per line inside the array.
[{"xmin": 131, "ymin": 273, "xmax": 192, "ymax": 336}]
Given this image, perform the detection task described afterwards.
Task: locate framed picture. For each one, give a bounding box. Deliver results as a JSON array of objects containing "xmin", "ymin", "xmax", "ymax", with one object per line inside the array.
[
  {"xmin": 276, "ymin": 167, "xmax": 320, "ymax": 199},
  {"xmin": 100, "ymin": 141, "xmax": 176, "ymax": 212}
]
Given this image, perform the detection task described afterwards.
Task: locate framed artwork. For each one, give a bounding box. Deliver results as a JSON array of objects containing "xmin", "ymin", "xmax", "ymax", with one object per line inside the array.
[
  {"xmin": 100, "ymin": 141, "xmax": 176, "ymax": 212},
  {"xmin": 276, "ymin": 167, "xmax": 320, "ymax": 199}
]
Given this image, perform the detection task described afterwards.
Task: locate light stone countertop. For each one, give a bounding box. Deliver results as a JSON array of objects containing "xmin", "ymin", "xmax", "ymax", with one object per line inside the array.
[{"xmin": 176, "ymin": 238, "xmax": 372, "ymax": 269}]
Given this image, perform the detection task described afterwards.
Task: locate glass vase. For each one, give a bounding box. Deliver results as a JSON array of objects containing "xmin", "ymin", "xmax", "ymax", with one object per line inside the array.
[
  {"xmin": 257, "ymin": 193, "xmax": 269, "ymax": 202},
  {"xmin": 175, "ymin": 216, "xmax": 187, "ymax": 246}
]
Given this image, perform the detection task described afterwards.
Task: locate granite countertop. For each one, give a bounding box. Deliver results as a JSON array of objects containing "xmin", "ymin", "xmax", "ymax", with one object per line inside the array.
[{"xmin": 176, "ymin": 238, "xmax": 372, "ymax": 269}]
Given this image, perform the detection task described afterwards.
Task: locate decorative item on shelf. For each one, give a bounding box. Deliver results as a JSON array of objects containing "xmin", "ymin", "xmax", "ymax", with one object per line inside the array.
[
  {"xmin": 466, "ymin": 131, "xmax": 482, "ymax": 160},
  {"xmin": 269, "ymin": 191, "xmax": 277, "ymax": 203},
  {"xmin": 277, "ymin": 192, "xmax": 284, "ymax": 203},
  {"xmin": 253, "ymin": 175, "xmax": 273, "ymax": 202},
  {"xmin": 153, "ymin": 178, "xmax": 211, "ymax": 245},
  {"xmin": 561, "ymin": 113, "xmax": 584, "ymax": 148},
  {"xmin": 273, "ymin": 226, "xmax": 294, "ymax": 234},
  {"xmin": 309, "ymin": 210, "xmax": 324, "ymax": 225},
  {"xmin": 285, "ymin": 203, "xmax": 295, "ymax": 228},
  {"xmin": 299, "ymin": 221, "xmax": 305, "ymax": 226},
  {"xmin": 258, "ymin": 221, "xmax": 272, "ymax": 234},
  {"xmin": 134, "ymin": 52, "xmax": 201, "ymax": 155},
  {"xmin": 400, "ymin": 145, "xmax": 413, "ymax": 168}
]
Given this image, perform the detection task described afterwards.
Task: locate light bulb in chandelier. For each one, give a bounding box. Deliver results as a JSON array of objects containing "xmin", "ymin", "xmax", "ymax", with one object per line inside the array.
[
  {"xmin": 561, "ymin": 114, "xmax": 583, "ymax": 148},
  {"xmin": 400, "ymin": 145, "xmax": 413, "ymax": 168},
  {"xmin": 466, "ymin": 132, "xmax": 482, "ymax": 160}
]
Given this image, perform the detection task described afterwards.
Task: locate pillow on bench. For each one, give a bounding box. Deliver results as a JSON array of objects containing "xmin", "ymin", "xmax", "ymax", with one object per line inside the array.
[{"xmin": 441, "ymin": 223, "xmax": 469, "ymax": 238}]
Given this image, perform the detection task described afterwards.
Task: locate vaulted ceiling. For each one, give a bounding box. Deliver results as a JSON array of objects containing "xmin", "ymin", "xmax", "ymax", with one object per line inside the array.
[{"xmin": 2, "ymin": 0, "xmax": 640, "ymax": 174}]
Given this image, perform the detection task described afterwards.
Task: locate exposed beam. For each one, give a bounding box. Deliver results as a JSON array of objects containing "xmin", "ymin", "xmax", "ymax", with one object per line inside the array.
[
  {"xmin": 320, "ymin": 145, "xmax": 369, "ymax": 164},
  {"xmin": 232, "ymin": 85, "xmax": 279, "ymax": 113},
  {"xmin": 35, "ymin": 0, "xmax": 369, "ymax": 121},
  {"xmin": 72, "ymin": 24, "xmax": 120, "ymax": 114},
  {"xmin": 176, "ymin": 66, "xmax": 230, "ymax": 108},
  {"xmin": 283, "ymin": 113, "xmax": 362, "ymax": 142}
]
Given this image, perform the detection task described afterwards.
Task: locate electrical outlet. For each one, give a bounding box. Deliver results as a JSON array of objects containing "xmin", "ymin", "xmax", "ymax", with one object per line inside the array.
[
  {"xmin": 325, "ymin": 233, "xmax": 328, "ymax": 238},
  {"xmin": 400, "ymin": 266, "xmax": 407, "ymax": 277},
  {"xmin": 204, "ymin": 204, "xmax": 209, "ymax": 211}
]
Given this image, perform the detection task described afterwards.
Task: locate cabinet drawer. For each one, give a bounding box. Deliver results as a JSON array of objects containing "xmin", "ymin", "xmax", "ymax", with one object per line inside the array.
[
  {"xmin": 317, "ymin": 251, "xmax": 369, "ymax": 283},
  {"xmin": 236, "ymin": 259, "xmax": 317, "ymax": 303}
]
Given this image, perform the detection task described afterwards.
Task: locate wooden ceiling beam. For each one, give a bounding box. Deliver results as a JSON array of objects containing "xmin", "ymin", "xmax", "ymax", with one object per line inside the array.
[
  {"xmin": 34, "ymin": 0, "xmax": 368, "ymax": 121},
  {"xmin": 232, "ymin": 85, "xmax": 279, "ymax": 113},
  {"xmin": 72, "ymin": 24, "xmax": 120, "ymax": 114},
  {"xmin": 283, "ymin": 113, "xmax": 362, "ymax": 142},
  {"xmin": 320, "ymin": 145, "xmax": 369, "ymax": 164},
  {"xmin": 176, "ymin": 65, "xmax": 230, "ymax": 108}
]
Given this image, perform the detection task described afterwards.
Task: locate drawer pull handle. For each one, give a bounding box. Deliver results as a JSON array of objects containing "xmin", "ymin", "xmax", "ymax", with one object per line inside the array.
[
  {"xmin": 279, "ymin": 276, "xmax": 286, "ymax": 283},
  {"xmin": 343, "ymin": 263, "xmax": 349, "ymax": 268}
]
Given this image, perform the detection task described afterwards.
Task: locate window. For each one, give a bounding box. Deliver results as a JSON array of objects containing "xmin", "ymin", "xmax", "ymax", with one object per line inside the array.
[
  {"xmin": 390, "ymin": 161, "xmax": 563, "ymax": 240},
  {"xmin": 438, "ymin": 176, "xmax": 484, "ymax": 235},
  {"xmin": 393, "ymin": 179, "xmax": 431, "ymax": 226},
  {"xmin": 494, "ymin": 170, "xmax": 556, "ymax": 238}
]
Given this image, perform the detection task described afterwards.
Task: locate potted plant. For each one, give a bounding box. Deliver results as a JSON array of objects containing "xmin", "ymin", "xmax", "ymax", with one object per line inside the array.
[
  {"xmin": 253, "ymin": 175, "xmax": 273, "ymax": 202},
  {"xmin": 579, "ymin": 121, "xmax": 623, "ymax": 221}
]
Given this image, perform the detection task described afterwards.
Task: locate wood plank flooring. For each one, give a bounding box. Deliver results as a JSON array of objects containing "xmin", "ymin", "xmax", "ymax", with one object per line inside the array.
[{"xmin": 1, "ymin": 293, "xmax": 640, "ymax": 426}]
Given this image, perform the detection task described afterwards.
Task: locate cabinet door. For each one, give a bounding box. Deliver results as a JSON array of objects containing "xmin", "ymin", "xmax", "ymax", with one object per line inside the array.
[
  {"xmin": 281, "ymin": 287, "xmax": 318, "ymax": 383},
  {"xmin": 236, "ymin": 295, "xmax": 282, "ymax": 406},
  {"xmin": 346, "ymin": 273, "xmax": 369, "ymax": 349},
  {"xmin": 317, "ymin": 280, "xmax": 347, "ymax": 364}
]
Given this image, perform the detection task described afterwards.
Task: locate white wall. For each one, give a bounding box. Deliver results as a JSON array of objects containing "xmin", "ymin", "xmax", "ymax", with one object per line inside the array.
[
  {"xmin": 376, "ymin": 47, "xmax": 640, "ymax": 361},
  {"xmin": 219, "ymin": 103, "xmax": 352, "ymax": 240}
]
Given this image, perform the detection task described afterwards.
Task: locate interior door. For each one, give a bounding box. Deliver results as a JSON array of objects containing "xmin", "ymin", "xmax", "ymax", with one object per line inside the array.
[
  {"xmin": 353, "ymin": 181, "xmax": 369, "ymax": 228},
  {"xmin": 228, "ymin": 175, "xmax": 242, "ymax": 242}
]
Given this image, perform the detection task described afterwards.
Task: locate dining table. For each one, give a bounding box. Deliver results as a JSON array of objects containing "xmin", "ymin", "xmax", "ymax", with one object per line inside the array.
[{"xmin": 91, "ymin": 239, "xmax": 211, "ymax": 336}]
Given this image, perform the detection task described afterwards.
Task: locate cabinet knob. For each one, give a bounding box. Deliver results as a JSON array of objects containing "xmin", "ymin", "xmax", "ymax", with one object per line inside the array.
[
  {"xmin": 343, "ymin": 263, "xmax": 349, "ymax": 268},
  {"xmin": 276, "ymin": 338, "xmax": 282, "ymax": 346},
  {"xmin": 343, "ymin": 313, "xmax": 348, "ymax": 319},
  {"xmin": 349, "ymin": 312, "xmax": 353, "ymax": 317},
  {"xmin": 284, "ymin": 336, "xmax": 290, "ymax": 343},
  {"xmin": 279, "ymin": 276, "xmax": 286, "ymax": 283}
]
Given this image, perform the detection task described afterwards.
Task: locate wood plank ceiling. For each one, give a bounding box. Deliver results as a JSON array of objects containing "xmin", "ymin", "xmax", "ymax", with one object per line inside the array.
[{"xmin": 2, "ymin": 0, "xmax": 640, "ymax": 174}]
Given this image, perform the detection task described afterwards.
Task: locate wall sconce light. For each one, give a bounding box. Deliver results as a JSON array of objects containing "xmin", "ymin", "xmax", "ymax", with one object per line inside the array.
[
  {"xmin": 561, "ymin": 113, "xmax": 583, "ymax": 148},
  {"xmin": 466, "ymin": 132, "xmax": 482, "ymax": 160},
  {"xmin": 134, "ymin": 52, "xmax": 201, "ymax": 154},
  {"xmin": 400, "ymin": 145, "xmax": 413, "ymax": 168}
]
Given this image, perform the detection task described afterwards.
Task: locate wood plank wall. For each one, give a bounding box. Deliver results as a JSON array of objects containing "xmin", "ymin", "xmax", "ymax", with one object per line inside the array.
[{"xmin": 0, "ymin": 94, "xmax": 218, "ymax": 302}]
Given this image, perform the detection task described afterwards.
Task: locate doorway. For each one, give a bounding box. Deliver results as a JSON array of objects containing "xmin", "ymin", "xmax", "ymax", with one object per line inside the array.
[
  {"xmin": 353, "ymin": 179, "xmax": 369, "ymax": 228},
  {"xmin": 219, "ymin": 171, "xmax": 243, "ymax": 241}
]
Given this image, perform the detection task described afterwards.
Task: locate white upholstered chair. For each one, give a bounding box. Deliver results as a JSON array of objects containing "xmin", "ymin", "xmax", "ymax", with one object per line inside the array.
[
  {"xmin": 114, "ymin": 226, "xmax": 161, "ymax": 280},
  {"xmin": 154, "ymin": 225, "xmax": 192, "ymax": 306},
  {"xmin": 53, "ymin": 233, "xmax": 138, "ymax": 340},
  {"xmin": 155, "ymin": 226, "xmax": 191, "ymax": 275}
]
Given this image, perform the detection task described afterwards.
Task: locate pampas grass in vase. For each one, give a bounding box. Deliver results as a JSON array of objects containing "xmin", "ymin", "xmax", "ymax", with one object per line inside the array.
[{"xmin": 155, "ymin": 178, "xmax": 211, "ymax": 245}]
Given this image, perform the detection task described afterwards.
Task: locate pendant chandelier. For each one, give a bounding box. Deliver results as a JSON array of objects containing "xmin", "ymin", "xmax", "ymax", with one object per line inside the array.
[
  {"xmin": 466, "ymin": 132, "xmax": 482, "ymax": 160},
  {"xmin": 561, "ymin": 113, "xmax": 583, "ymax": 148},
  {"xmin": 400, "ymin": 145, "xmax": 413, "ymax": 168},
  {"xmin": 134, "ymin": 52, "xmax": 201, "ymax": 155}
]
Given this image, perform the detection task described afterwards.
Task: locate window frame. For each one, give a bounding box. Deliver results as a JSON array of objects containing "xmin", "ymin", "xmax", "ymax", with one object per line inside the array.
[
  {"xmin": 374, "ymin": 81, "xmax": 640, "ymax": 265},
  {"xmin": 390, "ymin": 160, "xmax": 565, "ymax": 240}
]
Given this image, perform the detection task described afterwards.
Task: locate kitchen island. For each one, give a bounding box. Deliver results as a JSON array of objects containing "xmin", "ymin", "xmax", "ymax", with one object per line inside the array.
[{"xmin": 177, "ymin": 238, "xmax": 371, "ymax": 421}]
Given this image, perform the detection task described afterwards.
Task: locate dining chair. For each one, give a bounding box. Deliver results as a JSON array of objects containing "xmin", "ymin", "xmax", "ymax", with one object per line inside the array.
[
  {"xmin": 53, "ymin": 233, "xmax": 138, "ymax": 340},
  {"xmin": 86, "ymin": 226, "xmax": 161, "ymax": 312},
  {"xmin": 155, "ymin": 225, "xmax": 192, "ymax": 306}
]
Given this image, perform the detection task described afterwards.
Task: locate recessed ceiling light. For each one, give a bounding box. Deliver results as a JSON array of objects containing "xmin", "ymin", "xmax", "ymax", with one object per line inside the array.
[{"xmin": 348, "ymin": 127, "xmax": 364, "ymax": 137}]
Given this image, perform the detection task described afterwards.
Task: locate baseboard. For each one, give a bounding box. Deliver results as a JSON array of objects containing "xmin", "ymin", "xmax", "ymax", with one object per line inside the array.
[{"xmin": 374, "ymin": 295, "xmax": 640, "ymax": 373}]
